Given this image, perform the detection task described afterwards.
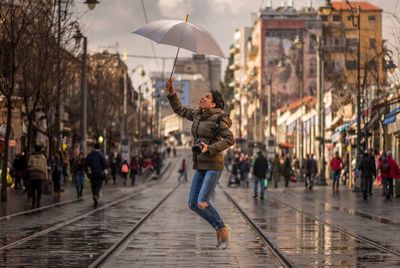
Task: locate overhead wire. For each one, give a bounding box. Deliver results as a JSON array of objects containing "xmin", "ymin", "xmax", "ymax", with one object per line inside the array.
[{"xmin": 140, "ymin": 0, "xmax": 161, "ymax": 73}]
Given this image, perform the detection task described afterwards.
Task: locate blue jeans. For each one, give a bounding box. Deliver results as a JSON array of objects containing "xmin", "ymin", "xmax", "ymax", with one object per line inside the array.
[
  {"xmin": 75, "ymin": 171, "xmax": 84, "ymax": 196},
  {"xmin": 253, "ymin": 176, "xmax": 265, "ymax": 197},
  {"xmin": 188, "ymin": 170, "xmax": 224, "ymax": 230}
]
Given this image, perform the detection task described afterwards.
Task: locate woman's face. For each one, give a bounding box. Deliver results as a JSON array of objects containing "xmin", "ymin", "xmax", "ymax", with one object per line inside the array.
[{"xmin": 198, "ymin": 92, "xmax": 216, "ymax": 110}]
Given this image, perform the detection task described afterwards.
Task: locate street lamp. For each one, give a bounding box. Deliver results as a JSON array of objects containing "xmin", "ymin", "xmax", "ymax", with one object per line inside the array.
[
  {"xmin": 73, "ymin": 26, "xmax": 88, "ymax": 156},
  {"xmin": 131, "ymin": 65, "xmax": 146, "ymax": 156},
  {"xmin": 343, "ymin": 0, "xmax": 362, "ymax": 190},
  {"xmin": 84, "ymin": 0, "xmax": 100, "ymax": 10}
]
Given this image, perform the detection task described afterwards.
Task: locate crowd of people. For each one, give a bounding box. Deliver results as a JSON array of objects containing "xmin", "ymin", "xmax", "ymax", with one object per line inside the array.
[
  {"xmin": 3, "ymin": 143, "xmax": 170, "ymax": 208},
  {"xmin": 225, "ymin": 147, "xmax": 400, "ymax": 201}
]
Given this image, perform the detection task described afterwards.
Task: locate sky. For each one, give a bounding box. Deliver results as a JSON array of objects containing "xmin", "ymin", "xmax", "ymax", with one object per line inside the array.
[{"xmin": 73, "ymin": 0, "xmax": 400, "ymax": 90}]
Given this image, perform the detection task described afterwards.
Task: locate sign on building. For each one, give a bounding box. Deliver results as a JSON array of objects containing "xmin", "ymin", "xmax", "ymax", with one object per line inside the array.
[{"xmin": 155, "ymin": 80, "xmax": 190, "ymax": 106}]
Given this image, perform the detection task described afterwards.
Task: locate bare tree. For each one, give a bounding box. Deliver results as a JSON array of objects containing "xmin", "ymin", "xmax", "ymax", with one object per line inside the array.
[{"xmin": 0, "ymin": 0, "xmax": 45, "ymax": 201}]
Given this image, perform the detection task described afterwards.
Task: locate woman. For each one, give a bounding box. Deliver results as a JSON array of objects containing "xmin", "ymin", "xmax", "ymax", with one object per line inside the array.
[
  {"xmin": 52, "ymin": 152, "xmax": 63, "ymax": 199},
  {"xmin": 166, "ymin": 78, "xmax": 235, "ymax": 249},
  {"xmin": 129, "ymin": 156, "xmax": 139, "ymax": 186},
  {"xmin": 73, "ymin": 153, "xmax": 85, "ymax": 198}
]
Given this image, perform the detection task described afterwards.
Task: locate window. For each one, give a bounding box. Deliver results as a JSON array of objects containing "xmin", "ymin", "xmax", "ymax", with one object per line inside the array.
[
  {"xmin": 347, "ymin": 15, "xmax": 352, "ymax": 21},
  {"xmin": 334, "ymin": 38, "xmax": 340, "ymax": 46},
  {"xmin": 346, "ymin": 38, "xmax": 358, "ymax": 47},
  {"xmin": 346, "ymin": 60, "xmax": 358, "ymax": 70},
  {"xmin": 321, "ymin": 15, "xmax": 328, "ymax": 22},
  {"xmin": 333, "ymin": 15, "xmax": 341, "ymax": 22},
  {"xmin": 370, "ymin": 38, "xmax": 376, "ymax": 49},
  {"xmin": 368, "ymin": 16, "xmax": 376, "ymax": 21}
]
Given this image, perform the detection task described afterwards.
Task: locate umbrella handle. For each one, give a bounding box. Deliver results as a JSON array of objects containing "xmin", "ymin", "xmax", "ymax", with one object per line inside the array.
[{"xmin": 169, "ymin": 46, "xmax": 180, "ymax": 80}]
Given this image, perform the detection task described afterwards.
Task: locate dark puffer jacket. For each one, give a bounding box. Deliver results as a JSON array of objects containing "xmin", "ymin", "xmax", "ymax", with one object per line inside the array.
[{"xmin": 168, "ymin": 93, "xmax": 235, "ymax": 170}]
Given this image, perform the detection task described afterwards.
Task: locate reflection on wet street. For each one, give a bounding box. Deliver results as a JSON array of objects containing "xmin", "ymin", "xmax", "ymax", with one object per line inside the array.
[{"xmin": 223, "ymin": 180, "xmax": 400, "ymax": 267}]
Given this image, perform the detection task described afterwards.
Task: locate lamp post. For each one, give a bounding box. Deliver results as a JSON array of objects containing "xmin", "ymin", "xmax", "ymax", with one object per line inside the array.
[
  {"xmin": 344, "ymin": 0, "xmax": 362, "ymax": 190},
  {"xmin": 73, "ymin": 26, "xmax": 88, "ymax": 156},
  {"xmin": 294, "ymin": 33, "xmax": 305, "ymax": 169},
  {"xmin": 131, "ymin": 65, "xmax": 146, "ymax": 156}
]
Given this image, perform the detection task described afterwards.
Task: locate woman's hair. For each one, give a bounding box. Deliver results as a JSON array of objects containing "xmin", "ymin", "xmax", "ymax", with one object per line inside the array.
[{"xmin": 210, "ymin": 90, "xmax": 225, "ymax": 109}]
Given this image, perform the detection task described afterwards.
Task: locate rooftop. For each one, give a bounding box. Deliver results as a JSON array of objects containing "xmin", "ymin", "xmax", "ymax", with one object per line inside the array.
[{"xmin": 331, "ymin": 1, "xmax": 382, "ymax": 12}]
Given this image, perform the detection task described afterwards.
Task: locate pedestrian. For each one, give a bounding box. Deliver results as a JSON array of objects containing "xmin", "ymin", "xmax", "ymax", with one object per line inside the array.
[
  {"xmin": 138, "ymin": 154, "xmax": 144, "ymax": 175},
  {"xmin": 85, "ymin": 143, "xmax": 107, "ymax": 206},
  {"xmin": 166, "ymin": 78, "xmax": 235, "ymax": 249},
  {"xmin": 358, "ymin": 149, "xmax": 376, "ymax": 200},
  {"xmin": 305, "ymin": 154, "xmax": 318, "ymax": 190},
  {"xmin": 129, "ymin": 156, "xmax": 139, "ymax": 186},
  {"xmin": 27, "ymin": 145, "xmax": 48, "ymax": 208},
  {"xmin": 109, "ymin": 154, "xmax": 117, "ymax": 185},
  {"xmin": 51, "ymin": 152, "xmax": 63, "ymax": 200},
  {"xmin": 177, "ymin": 159, "xmax": 188, "ymax": 182},
  {"xmin": 153, "ymin": 152, "xmax": 162, "ymax": 175},
  {"xmin": 330, "ymin": 152, "xmax": 343, "ymax": 191},
  {"xmin": 121, "ymin": 160, "xmax": 129, "ymax": 186},
  {"xmin": 379, "ymin": 151, "xmax": 399, "ymax": 200},
  {"xmin": 272, "ymin": 153, "xmax": 281, "ymax": 188},
  {"xmin": 240, "ymin": 155, "xmax": 250, "ymax": 188},
  {"xmin": 173, "ymin": 147, "xmax": 177, "ymax": 157},
  {"xmin": 73, "ymin": 153, "xmax": 85, "ymax": 198},
  {"xmin": 228, "ymin": 157, "xmax": 241, "ymax": 186},
  {"xmin": 252, "ymin": 151, "xmax": 268, "ymax": 199},
  {"xmin": 282, "ymin": 154, "xmax": 292, "ymax": 187},
  {"xmin": 166, "ymin": 147, "xmax": 171, "ymax": 157},
  {"xmin": 11, "ymin": 154, "xmax": 24, "ymax": 190}
]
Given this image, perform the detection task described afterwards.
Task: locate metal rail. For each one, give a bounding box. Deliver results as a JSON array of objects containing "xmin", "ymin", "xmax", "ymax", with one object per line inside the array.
[
  {"xmin": 89, "ymin": 181, "xmax": 181, "ymax": 268},
  {"xmin": 219, "ymin": 185, "xmax": 296, "ymax": 268},
  {"xmin": 0, "ymin": 162, "xmax": 171, "ymax": 222},
  {"xmin": 0, "ymin": 163, "xmax": 173, "ymax": 251},
  {"xmin": 271, "ymin": 197, "xmax": 400, "ymax": 258}
]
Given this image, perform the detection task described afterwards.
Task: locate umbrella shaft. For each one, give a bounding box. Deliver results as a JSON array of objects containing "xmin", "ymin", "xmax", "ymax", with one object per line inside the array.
[{"xmin": 170, "ymin": 46, "xmax": 181, "ymax": 79}]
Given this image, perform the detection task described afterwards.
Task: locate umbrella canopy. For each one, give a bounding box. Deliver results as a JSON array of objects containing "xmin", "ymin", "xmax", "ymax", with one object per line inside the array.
[{"xmin": 133, "ymin": 19, "xmax": 225, "ymax": 58}]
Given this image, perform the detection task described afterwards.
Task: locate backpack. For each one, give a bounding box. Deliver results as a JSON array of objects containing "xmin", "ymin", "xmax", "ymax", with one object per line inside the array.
[{"xmin": 121, "ymin": 164, "xmax": 129, "ymax": 174}]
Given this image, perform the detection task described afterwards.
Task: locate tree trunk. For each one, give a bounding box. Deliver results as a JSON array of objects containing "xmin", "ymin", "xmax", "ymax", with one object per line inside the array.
[
  {"xmin": 26, "ymin": 116, "xmax": 34, "ymax": 157},
  {"xmin": 1, "ymin": 96, "xmax": 13, "ymax": 201}
]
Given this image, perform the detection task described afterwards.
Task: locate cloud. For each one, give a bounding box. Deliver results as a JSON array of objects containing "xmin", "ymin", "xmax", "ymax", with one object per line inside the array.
[{"xmin": 158, "ymin": 0, "xmax": 193, "ymax": 19}]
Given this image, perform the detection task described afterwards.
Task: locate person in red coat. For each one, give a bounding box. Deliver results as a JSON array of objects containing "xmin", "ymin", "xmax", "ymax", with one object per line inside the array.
[{"xmin": 379, "ymin": 151, "xmax": 400, "ymax": 200}]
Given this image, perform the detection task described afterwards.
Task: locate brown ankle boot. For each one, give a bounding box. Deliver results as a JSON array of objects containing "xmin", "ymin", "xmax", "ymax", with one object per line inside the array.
[{"xmin": 219, "ymin": 225, "xmax": 230, "ymax": 249}]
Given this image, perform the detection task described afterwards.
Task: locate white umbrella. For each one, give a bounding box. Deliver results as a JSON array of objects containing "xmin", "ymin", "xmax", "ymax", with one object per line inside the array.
[{"xmin": 133, "ymin": 15, "xmax": 225, "ymax": 78}]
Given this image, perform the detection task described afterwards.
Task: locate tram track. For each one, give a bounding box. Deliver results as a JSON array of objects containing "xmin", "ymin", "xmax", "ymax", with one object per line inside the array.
[
  {"xmin": 271, "ymin": 197, "xmax": 400, "ymax": 258},
  {"xmin": 220, "ymin": 181, "xmax": 400, "ymax": 267},
  {"xmin": 0, "ymin": 161, "xmax": 173, "ymax": 253},
  {"xmin": 89, "ymin": 181, "xmax": 182, "ymax": 268},
  {"xmin": 0, "ymin": 162, "xmax": 171, "ymax": 222},
  {"xmin": 219, "ymin": 184, "xmax": 296, "ymax": 268}
]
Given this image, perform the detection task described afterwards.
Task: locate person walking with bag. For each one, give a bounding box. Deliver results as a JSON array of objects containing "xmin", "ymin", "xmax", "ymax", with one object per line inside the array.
[
  {"xmin": 166, "ymin": 78, "xmax": 235, "ymax": 249},
  {"xmin": 27, "ymin": 145, "xmax": 48, "ymax": 208},
  {"xmin": 379, "ymin": 151, "xmax": 399, "ymax": 200}
]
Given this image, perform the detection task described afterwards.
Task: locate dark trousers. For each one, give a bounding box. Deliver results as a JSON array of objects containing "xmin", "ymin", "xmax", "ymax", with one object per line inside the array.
[
  {"xmin": 52, "ymin": 176, "xmax": 61, "ymax": 193},
  {"xmin": 362, "ymin": 176, "xmax": 373, "ymax": 199},
  {"xmin": 30, "ymin": 180, "xmax": 43, "ymax": 207},
  {"xmin": 383, "ymin": 178, "xmax": 394, "ymax": 198},
  {"xmin": 90, "ymin": 175, "xmax": 103, "ymax": 201}
]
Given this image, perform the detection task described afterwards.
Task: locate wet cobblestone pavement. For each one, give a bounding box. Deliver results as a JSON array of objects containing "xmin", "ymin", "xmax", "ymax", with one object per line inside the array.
[
  {"xmin": 107, "ymin": 183, "xmax": 277, "ymax": 268},
  {"xmin": 221, "ymin": 174, "xmax": 400, "ymax": 267},
  {"xmin": 2, "ymin": 154, "xmax": 400, "ymax": 267}
]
